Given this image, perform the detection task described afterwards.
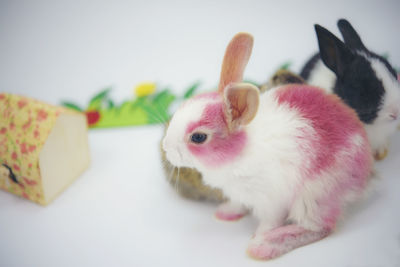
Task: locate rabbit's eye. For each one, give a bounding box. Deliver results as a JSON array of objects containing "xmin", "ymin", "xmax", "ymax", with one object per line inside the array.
[{"xmin": 190, "ymin": 132, "xmax": 208, "ymax": 144}]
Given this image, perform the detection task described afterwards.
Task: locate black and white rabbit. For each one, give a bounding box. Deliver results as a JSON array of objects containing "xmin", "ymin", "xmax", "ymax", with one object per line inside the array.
[{"xmin": 301, "ymin": 19, "xmax": 400, "ymax": 160}]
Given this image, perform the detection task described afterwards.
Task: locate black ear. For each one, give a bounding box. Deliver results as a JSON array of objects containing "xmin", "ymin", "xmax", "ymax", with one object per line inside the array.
[
  {"xmin": 337, "ymin": 19, "xmax": 367, "ymax": 51},
  {"xmin": 315, "ymin": 24, "xmax": 354, "ymax": 77}
]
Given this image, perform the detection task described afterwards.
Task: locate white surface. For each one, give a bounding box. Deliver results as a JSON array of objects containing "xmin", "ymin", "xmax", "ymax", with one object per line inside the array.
[
  {"xmin": 0, "ymin": 127, "xmax": 400, "ymax": 267},
  {"xmin": 1, "ymin": 1, "xmax": 400, "ymax": 266}
]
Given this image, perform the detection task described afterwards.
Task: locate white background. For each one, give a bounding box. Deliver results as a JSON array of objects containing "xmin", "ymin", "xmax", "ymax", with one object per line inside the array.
[{"xmin": 1, "ymin": 1, "xmax": 400, "ymax": 266}]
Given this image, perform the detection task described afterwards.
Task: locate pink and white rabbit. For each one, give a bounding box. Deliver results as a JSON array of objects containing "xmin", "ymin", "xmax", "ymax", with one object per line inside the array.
[{"xmin": 162, "ymin": 33, "xmax": 373, "ymax": 260}]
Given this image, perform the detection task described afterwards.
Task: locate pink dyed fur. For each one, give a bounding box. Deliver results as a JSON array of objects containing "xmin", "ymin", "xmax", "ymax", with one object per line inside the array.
[
  {"xmin": 163, "ymin": 32, "xmax": 373, "ymax": 261},
  {"xmin": 215, "ymin": 211, "xmax": 246, "ymax": 221},
  {"xmin": 186, "ymin": 101, "xmax": 247, "ymax": 167},
  {"xmin": 245, "ymin": 85, "xmax": 372, "ymax": 259},
  {"xmin": 276, "ymin": 85, "xmax": 371, "ymax": 227},
  {"xmin": 276, "ymin": 85, "xmax": 368, "ymax": 176},
  {"xmin": 179, "ymin": 85, "xmax": 372, "ymax": 260},
  {"xmin": 248, "ymin": 225, "xmax": 330, "ymax": 260},
  {"xmin": 185, "ymin": 102, "xmax": 226, "ymax": 134}
]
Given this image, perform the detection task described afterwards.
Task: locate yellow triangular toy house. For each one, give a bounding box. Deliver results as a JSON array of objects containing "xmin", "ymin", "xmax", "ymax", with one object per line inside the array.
[{"xmin": 0, "ymin": 93, "xmax": 90, "ymax": 205}]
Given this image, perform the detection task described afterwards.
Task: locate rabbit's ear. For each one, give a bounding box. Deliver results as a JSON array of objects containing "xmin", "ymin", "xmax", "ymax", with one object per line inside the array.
[
  {"xmin": 315, "ymin": 24, "xmax": 354, "ymax": 77},
  {"xmin": 223, "ymin": 83, "xmax": 259, "ymax": 130},
  {"xmin": 218, "ymin": 33, "xmax": 254, "ymax": 93},
  {"xmin": 337, "ymin": 19, "xmax": 367, "ymax": 52}
]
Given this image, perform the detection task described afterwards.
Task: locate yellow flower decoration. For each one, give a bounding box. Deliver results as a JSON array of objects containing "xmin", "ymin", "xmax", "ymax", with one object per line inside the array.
[{"xmin": 134, "ymin": 82, "xmax": 156, "ymax": 97}]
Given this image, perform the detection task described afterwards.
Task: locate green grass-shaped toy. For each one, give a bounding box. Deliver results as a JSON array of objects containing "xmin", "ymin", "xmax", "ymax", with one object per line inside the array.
[{"xmin": 62, "ymin": 82, "xmax": 200, "ymax": 128}]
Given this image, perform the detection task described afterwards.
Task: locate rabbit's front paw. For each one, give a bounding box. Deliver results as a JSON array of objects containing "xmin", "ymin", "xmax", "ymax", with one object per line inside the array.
[
  {"xmin": 215, "ymin": 201, "xmax": 248, "ymax": 221},
  {"xmin": 374, "ymin": 146, "xmax": 388, "ymax": 161}
]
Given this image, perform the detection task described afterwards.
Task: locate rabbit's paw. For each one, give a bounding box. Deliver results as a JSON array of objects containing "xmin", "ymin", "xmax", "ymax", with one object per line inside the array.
[
  {"xmin": 374, "ymin": 146, "xmax": 388, "ymax": 161},
  {"xmin": 215, "ymin": 201, "xmax": 248, "ymax": 221}
]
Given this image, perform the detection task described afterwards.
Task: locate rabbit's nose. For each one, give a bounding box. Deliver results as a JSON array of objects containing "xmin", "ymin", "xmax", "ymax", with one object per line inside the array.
[
  {"xmin": 162, "ymin": 138, "xmax": 170, "ymax": 152},
  {"xmin": 389, "ymin": 109, "xmax": 399, "ymax": 120}
]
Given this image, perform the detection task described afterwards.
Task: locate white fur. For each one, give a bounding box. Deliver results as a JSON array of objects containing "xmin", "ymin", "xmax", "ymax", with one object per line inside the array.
[
  {"xmin": 366, "ymin": 57, "xmax": 400, "ymax": 152},
  {"xmin": 164, "ymin": 89, "xmax": 309, "ymax": 228},
  {"xmin": 163, "ymin": 87, "xmax": 369, "ymax": 232},
  {"xmin": 289, "ymin": 133, "xmax": 368, "ymax": 231},
  {"xmin": 202, "ymin": 89, "xmax": 312, "ymax": 227},
  {"xmin": 306, "ymin": 55, "xmax": 400, "ymax": 155},
  {"xmin": 163, "ymin": 97, "xmax": 219, "ymax": 167},
  {"xmin": 306, "ymin": 60, "xmax": 336, "ymax": 93}
]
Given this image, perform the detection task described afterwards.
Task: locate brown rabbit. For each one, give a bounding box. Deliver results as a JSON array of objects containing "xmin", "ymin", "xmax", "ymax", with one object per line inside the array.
[{"xmin": 260, "ymin": 69, "xmax": 305, "ymax": 92}]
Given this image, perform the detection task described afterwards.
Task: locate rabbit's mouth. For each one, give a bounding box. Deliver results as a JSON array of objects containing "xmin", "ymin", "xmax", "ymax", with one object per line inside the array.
[
  {"xmin": 388, "ymin": 107, "xmax": 399, "ymax": 122},
  {"xmin": 164, "ymin": 146, "xmax": 188, "ymax": 168}
]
